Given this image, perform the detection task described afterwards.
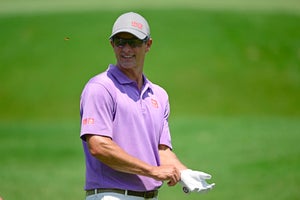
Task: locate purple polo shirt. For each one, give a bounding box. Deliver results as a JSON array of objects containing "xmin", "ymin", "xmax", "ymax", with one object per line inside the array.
[{"xmin": 80, "ymin": 64, "xmax": 172, "ymax": 191}]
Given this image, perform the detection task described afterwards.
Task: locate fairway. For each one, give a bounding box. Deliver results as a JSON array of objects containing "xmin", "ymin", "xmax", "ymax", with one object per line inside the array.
[
  {"xmin": 1, "ymin": 0, "xmax": 300, "ymax": 15},
  {"xmin": 0, "ymin": 117, "xmax": 299, "ymax": 200},
  {"xmin": 0, "ymin": 0, "xmax": 300, "ymax": 200}
]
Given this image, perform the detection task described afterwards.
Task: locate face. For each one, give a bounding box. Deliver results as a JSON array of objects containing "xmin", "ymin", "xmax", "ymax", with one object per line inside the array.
[{"xmin": 111, "ymin": 32, "xmax": 152, "ymax": 71}]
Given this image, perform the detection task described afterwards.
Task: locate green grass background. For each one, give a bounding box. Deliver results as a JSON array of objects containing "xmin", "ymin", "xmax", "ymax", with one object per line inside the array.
[{"xmin": 0, "ymin": 0, "xmax": 300, "ymax": 199}]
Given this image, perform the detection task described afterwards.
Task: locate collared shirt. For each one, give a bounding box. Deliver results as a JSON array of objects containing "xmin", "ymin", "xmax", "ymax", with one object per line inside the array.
[{"xmin": 80, "ymin": 64, "xmax": 172, "ymax": 191}]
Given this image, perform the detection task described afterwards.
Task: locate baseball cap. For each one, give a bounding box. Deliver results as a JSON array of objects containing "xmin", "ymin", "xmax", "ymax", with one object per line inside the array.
[{"xmin": 109, "ymin": 12, "xmax": 150, "ymax": 40}]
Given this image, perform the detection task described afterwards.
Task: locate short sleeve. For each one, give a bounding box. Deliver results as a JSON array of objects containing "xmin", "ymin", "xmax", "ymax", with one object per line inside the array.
[
  {"xmin": 159, "ymin": 93, "xmax": 172, "ymax": 149},
  {"xmin": 80, "ymin": 82, "xmax": 115, "ymax": 140}
]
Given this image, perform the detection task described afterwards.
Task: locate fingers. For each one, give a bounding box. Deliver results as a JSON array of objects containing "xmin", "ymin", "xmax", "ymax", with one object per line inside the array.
[
  {"xmin": 185, "ymin": 183, "xmax": 214, "ymax": 194},
  {"xmin": 208, "ymin": 183, "xmax": 215, "ymax": 190},
  {"xmin": 167, "ymin": 167, "xmax": 181, "ymax": 186},
  {"xmin": 197, "ymin": 183, "xmax": 215, "ymax": 193},
  {"xmin": 192, "ymin": 171, "xmax": 212, "ymax": 180},
  {"xmin": 152, "ymin": 165, "xmax": 181, "ymax": 186}
]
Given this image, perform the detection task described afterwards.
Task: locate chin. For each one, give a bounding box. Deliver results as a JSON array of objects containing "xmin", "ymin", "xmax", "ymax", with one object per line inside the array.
[{"xmin": 119, "ymin": 62, "xmax": 136, "ymax": 69}]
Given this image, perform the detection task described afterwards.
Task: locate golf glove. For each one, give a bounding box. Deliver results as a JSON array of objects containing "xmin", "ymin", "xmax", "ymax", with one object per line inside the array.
[{"xmin": 180, "ymin": 169, "xmax": 215, "ymax": 194}]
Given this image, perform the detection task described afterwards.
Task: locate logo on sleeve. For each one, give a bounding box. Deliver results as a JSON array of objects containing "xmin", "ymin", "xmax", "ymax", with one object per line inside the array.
[{"xmin": 82, "ymin": 118, "xmax": 95, "ymax": 125}]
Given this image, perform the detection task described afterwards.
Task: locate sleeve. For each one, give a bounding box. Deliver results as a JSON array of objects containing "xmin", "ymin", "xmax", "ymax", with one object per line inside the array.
[
  {"xmin": 159, "ymin": 91, "xmax": 173, "ymax": 149},
  {"xmin": 80, "ymin": 82, "xmax": 115, "ymax": 141}
]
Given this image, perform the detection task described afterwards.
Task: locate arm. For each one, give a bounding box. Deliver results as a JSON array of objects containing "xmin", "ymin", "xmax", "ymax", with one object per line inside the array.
[
  {"xmin": 159, "ymin": 144, "xmax": 187, "ymax": 171},
  {"xmin": 86, "ymin": 135, "xmax": 181, "ymax": 184},
  {"xmin": 159, "ymin": 144, "xmax": 187, "ymax": 185},
  {"xmin": 159, "ymin": 144, "xmax": 215, "ymax": 192}
]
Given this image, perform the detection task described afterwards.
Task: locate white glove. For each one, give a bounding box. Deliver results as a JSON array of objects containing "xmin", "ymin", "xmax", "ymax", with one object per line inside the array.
[{"xmin": 180, "ymin": 169, "xmax": 215, "ymax": 194}]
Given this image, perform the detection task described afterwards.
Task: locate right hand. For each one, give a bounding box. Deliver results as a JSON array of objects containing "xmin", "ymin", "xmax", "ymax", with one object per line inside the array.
[{"xmin": 151, "ymin": 165, "xmax": 181, "ymax": 186}]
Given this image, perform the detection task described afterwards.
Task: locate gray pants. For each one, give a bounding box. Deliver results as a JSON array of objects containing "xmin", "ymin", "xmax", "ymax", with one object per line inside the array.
[{"xmin": 86, "ymin": 192, "xmax": 158, "ymax": 200}]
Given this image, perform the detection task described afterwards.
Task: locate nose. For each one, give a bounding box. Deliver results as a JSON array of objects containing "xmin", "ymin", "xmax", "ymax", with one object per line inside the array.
[{"xmin": 121, "ymin": 43, "xmax": 133, "ymax": 51}]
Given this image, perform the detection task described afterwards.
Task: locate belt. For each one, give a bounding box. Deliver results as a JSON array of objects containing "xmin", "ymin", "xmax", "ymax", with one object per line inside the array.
[{"xmin": 86, "ymin": 188, "xmax": 158, "ymax": 199}]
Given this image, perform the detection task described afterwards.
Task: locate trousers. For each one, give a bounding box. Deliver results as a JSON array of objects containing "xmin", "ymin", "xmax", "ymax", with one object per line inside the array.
[{"xmin": 86, "ymin": 192, "xmax": 158, "ymax": 200}]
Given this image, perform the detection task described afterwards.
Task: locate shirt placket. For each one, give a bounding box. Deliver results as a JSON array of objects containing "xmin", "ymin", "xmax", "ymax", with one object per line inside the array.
[{"xmin": 139, "ymin": 84, "xmax": 149, "ymax": 113}]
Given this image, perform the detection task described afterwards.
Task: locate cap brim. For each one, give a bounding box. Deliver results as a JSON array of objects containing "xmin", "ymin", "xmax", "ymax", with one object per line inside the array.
[{"xmin": 110, "ymin": 28, "xmax": 147, "ymax": 40}]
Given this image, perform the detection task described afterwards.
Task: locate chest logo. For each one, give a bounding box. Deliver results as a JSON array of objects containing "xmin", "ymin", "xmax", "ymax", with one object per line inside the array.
[{"xmin": 151, "ymin": 98, "xmax": 159, "ymax": 108}]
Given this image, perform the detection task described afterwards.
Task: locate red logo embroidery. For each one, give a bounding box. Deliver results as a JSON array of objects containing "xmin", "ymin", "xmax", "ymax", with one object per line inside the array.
[
  {"xmin": 151, "ymin": 99, "xmax": 158, "ymax": 108},
  {"xmin": 83, "ymin": 118, "xmax": 95, "ymax": 125},
  {"xmin": 131, "ymin": 21, "xmax": 143, "ymax": 30}
]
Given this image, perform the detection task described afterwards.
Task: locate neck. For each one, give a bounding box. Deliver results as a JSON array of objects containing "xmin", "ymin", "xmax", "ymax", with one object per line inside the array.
[{"xmin": 117, "ymin": 66, "xmax": 144, "ymax": 90}]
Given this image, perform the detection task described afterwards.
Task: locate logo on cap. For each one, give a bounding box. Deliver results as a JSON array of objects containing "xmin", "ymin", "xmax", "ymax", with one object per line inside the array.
[{"xmin": 131, "ymin": 21, "xmax": 143, "ymax": 30}]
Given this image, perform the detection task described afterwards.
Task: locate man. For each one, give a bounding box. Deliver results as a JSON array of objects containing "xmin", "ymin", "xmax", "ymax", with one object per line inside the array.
[{"xmin": 80, "ymin": 12, "xmax": 215, "ymax": 200}]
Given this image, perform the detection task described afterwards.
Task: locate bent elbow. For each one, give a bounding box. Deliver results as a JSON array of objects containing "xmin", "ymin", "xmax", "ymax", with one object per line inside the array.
[
  {"xmin": 88, "ymin": 145, "xmax": 100, "ymax": 157},
  {"xmin": 86, "ymin": 135, "xmax": 112, "ymax": 158},
  {"xmin": 87, "ymin": 141, "xmax": 108, "ymax": 158}
]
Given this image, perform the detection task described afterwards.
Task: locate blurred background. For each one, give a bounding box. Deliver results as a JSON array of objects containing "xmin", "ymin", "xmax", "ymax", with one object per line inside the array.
[{"xmin": 0, "ymin": 0, "xmax": 299, "ymax": 199}]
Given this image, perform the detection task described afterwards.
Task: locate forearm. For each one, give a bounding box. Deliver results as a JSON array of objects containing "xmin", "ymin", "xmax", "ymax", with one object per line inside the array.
[
  {"xmin": 159, "ymin": 145, "xmax": 187, "ymax": 171},
  {"xmin": 86, "ymin": 135, "xmax": 181, "ymax": 185},
  {"xmin": 87, "ymin": 135, "xmax": 154, "ymax": 177}
]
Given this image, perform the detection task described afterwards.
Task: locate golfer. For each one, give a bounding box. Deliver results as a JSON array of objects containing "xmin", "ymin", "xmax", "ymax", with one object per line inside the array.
[{"xmin": 80, "ymin": 12, "xmax": 215, "ymax": 200}]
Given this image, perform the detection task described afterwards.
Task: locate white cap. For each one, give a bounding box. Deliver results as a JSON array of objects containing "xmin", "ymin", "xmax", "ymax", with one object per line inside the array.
[{"xmin": 110, "ymin": 12, "xmax": 150, "ymax": 40}]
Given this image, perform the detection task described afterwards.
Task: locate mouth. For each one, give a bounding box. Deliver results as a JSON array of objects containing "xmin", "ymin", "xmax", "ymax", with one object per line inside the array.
[{"xmin": 122, "ymin": 55, "xmax": 135, "ymax": 59}]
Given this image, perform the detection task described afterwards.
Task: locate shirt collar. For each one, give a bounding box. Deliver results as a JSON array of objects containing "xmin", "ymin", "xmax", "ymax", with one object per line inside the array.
[{"xmin": 107, "ymin": 64, "xmax": 153, "ymax": 90}]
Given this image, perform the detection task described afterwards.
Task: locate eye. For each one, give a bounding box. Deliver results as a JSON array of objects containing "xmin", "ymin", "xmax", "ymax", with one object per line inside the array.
[{"xmin": 113, "ymin": 37, "xmax": 144, "ymax": 48}]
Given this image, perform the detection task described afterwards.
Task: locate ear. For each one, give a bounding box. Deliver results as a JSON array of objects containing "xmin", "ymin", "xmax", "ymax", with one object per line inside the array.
[
  {"xmin": 110, "ymin": 39, "xmax": 115, "ymax": 48},
  {"xmin": 145, "ymin": 38, "xmax": 153, "ymax": 52}
]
